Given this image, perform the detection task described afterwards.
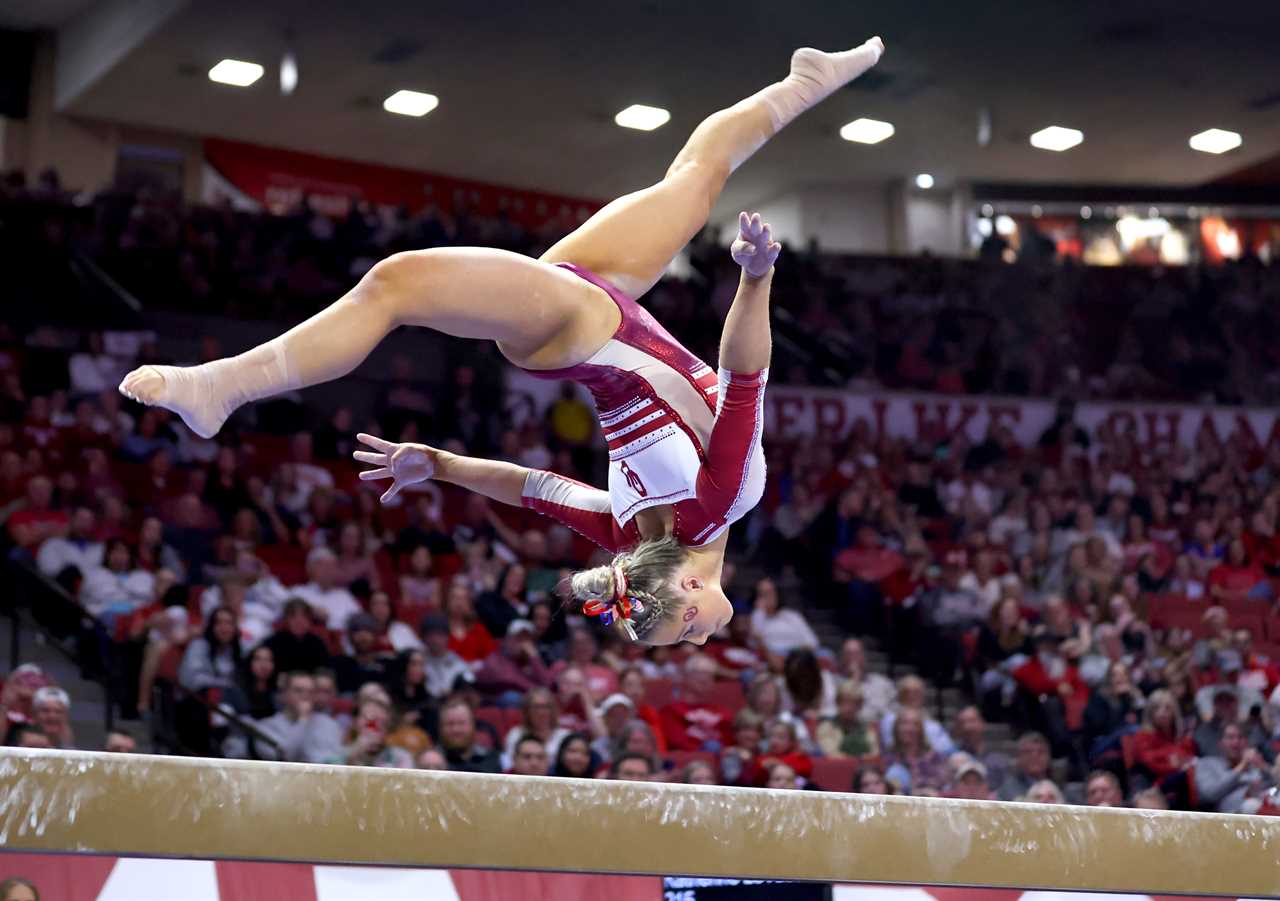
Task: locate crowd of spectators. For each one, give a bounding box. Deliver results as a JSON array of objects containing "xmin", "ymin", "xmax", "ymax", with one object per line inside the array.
[
  {"xmin": 3, "ymin": 172, "xmax": 1280, "ymax": 815},
  {"xmin": 5, "ymin": 169, "xmax": 1280, "ymax": 404}
]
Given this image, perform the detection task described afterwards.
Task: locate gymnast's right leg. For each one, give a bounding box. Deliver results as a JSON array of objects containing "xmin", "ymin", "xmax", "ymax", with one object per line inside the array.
[{"xmin": 119, "ymin": 247, "xmax": 617, "ymax": 438}]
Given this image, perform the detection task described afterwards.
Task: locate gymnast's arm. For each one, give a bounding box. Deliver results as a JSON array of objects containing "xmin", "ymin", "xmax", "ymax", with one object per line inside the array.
[{"xmin": 354, "ymin": 433, "xmax": 626, "ymax": 552}]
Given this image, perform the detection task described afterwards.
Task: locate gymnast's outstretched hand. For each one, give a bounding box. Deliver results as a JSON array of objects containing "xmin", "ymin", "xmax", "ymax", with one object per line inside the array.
[
  {"xmin": 731, "ymin": 211, "xmax": 782, "ymax": 279},
  {"xmin": 353, "ymin": 432, "xmax": 438, "ymax": 503}
]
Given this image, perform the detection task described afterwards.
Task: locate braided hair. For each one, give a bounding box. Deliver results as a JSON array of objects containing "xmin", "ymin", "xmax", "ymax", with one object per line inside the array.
[{"xmin": 568, "ymin": 535, "xmax": 687, "ymax": 641}]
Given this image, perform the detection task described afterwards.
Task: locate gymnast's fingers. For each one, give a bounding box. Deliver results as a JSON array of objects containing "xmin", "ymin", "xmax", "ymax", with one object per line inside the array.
[
  {"xmin": 353, "ymin": 450, "xmax": 387, "ymax": 465},
  {"xmin": 357, "ymin": 433, "xmax": 395, "ymax": 452},
  {"xmin": 381, "ymin": 482, "xmax": 403, "ymax": 504},
  {"xmin": 358, "ymin": 468, "xmax": 392, "ymax": 481}
]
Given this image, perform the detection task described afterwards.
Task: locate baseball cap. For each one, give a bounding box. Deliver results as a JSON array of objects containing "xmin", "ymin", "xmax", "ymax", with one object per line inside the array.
[
  {"xmin": 346, "ymin": 612, "xmax": 379, "ymax": 634},
  {"xmin": 944, "ymin": 549, "xmax": 968, "ymax": 568},
  {"xmin": 955, "ymin": 758, "xmax": 988, "ymax": 781},
  {"xmin": 598, "ymin": 693, "xmax": 635, "ymax": 715},
  {"xmin": 507, "ymin": 618, "xmax": 536, "ymax": 637}
]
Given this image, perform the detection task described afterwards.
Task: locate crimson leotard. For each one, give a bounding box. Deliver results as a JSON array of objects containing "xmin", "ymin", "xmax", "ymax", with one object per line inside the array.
[{"xmin": 516, "ymin": 263, "xmax": 767, "ymax": 553}]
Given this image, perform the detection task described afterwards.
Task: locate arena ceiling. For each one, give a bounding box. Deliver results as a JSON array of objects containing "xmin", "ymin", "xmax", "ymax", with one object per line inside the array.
[{"xmin": 17, "ymin": 0, "xmax": 1280, "ymax": 211}]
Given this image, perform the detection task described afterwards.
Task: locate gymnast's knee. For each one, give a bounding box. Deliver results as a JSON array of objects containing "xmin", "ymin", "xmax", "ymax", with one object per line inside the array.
[
  {"xmin": 359, "ymin": 249, "xmax": 436, "ymax": 324},
  {"xmin": 663, "ymin": 157, "xmax": 730, "ymax": 204}
]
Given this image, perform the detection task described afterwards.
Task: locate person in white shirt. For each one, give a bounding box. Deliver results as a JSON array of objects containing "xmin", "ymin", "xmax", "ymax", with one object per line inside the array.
[
  {"xmin": 289, "ymin": 546, "xmax": 361, "ymax": 629},
  {"xmin": 958, "ymin": 549, "xmax": 1003, "ymax": 617},
  {"xmin": 80, "ymin": 538, "xmax": 154, "ymax": 622},
  {"xmin": 280, "ymin": 432, "xmax": 334, "ymax": 514},
  {"xmin": 878, "ymin": 674, "xmax": 956, "ymax": 755},
  {"xmin": 36, "ymin": 506, "xmax": 103, "ymax": 580},
  {"xmin": 839, "ymin": 638, "xmax": 896, "ymax": 726},
  {"xmin": 749, "ymin": 577, "xmax": 819, "ymax": 659}
]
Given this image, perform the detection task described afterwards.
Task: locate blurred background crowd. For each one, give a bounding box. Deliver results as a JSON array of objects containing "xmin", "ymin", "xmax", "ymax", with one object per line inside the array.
[{"xmin": 6, "ymin": 169, "xmax": 1280, "ymax": 817}]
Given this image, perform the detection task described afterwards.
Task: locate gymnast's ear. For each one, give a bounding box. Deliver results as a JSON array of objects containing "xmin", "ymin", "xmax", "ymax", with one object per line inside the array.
[{"xmin": 680, "ymin": 575, "xmax": 704, "ymax": 592}]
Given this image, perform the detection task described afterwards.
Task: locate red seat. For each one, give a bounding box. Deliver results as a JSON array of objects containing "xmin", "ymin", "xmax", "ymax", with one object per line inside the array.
[
  {"xmin": 809, "ymin": 757, "xmax": 859, "ymax": 792},
  {"xmin": 475, "ymin": 706, "xmax": 507, "ymax": 738}
]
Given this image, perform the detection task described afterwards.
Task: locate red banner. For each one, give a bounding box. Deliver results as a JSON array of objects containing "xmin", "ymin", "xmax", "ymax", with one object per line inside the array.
[{"xmin": 202, "ymin": 137, "xmax": 602, "ymax": 227}]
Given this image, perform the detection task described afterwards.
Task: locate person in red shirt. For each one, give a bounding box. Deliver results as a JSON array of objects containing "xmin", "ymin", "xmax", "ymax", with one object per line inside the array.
[
  {"xmin": 752, "ymin": 719, "xmax": 813, "ymax": 786},
  {"xmin": 703, "ymin": 611, "xmax": 765, "ymax": 677},
  {"xmin": 660, "ymin": 654, "xmax": 734, "ymax": 752},
  {"xmin": 1129, "ymin": 688, "xmax": 1196, "ymax": 784},
  {"xmin": 1207, "ymin": 539, "xmax": 1268, "ymax": 604},
  {"xmin": 1013, "ymin": 632, "xmax": 1089, "ymax": 764},
  {"xmin": 444, "ymin": 579, "xmax": 496, "ymax": 663},
  {"xmin": 618, "ymin": 665, "xmax": 667, "ymax": 752},
  {"xmin": 7, "ymin": 475, "xmax": 69, "ymax": 551}
]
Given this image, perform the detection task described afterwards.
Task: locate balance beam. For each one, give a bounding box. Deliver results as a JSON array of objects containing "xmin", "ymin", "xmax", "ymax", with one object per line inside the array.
[{"xmin": 1, "ymin": 749, "xmax": 1277, "ymax": 896}]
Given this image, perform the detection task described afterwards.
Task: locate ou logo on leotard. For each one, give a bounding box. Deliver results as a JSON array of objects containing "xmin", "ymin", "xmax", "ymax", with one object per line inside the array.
[{"xmin": 620, "ymin": 460, "xmax": 647, "ymax": 497}]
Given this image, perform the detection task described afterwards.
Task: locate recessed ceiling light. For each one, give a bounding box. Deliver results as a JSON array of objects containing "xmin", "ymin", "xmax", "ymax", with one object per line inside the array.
[
  {"xmin": 1080, "ymin": 206, "xmax": 1093, "ymax": 219},
  {"xmin": 995, "ymin": 215, "xmax": 1016, "ymax": 236},
  {"xmin": 208, "ymin": 59, "xmax": 264, "ymax": 87},
  {"xmin": 383, "ymin": 90, "xmax": 439, "ymax": 117},
  {"xmin": 840, "ymin": 118, "xmax": 895, "ymax": 145},
  {"xmin": 1029, "ymin": 125, "xmax": 1083, "ymax": 152},
  {"xmin": 614, "ymin": 104, "xmax": 670, "ymax": 131},
  {"xmin": 1189, "ymin": 128, "xmax": 1242, "ymax": 154},
  {"xmin": 914, "ymin": 173, "xmax": 935, "ymax": 189}
]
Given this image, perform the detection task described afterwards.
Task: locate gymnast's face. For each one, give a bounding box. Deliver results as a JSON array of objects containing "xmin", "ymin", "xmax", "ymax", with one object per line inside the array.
[{"xmin": 645, "ymin": 580, "xmax": 733, "ymax": 647}]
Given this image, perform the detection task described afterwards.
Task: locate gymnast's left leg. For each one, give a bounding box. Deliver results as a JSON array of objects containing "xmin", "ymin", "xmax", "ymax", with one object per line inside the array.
[{"xmin": 540, "ymin": 37, "xmax": 884, "ymax": 298}]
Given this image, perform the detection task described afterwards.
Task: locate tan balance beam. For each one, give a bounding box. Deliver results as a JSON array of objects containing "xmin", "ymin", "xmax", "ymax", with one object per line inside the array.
[{"xmin": 1, "ymin": 748, "xmax": 1278, "ymax": 896}]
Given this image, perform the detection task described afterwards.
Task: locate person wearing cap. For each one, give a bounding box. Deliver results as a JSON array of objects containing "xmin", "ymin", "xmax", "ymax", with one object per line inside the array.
[
  {"xmin": 947, "ymin": 753, "xmax": 994, "ymax": 801},
  {"xmin": 1, "ymin": 664, "xmax": 53, "ymax": 733},
  {"xmin": 590, "ymin": 692, "xmax": 637, "ymax": 760},
  {"xmin": 288, "ymin": 547, "xmax": 362, "ymax": 630},
  {"xmin": 475, "ymin": 618, "xmax": 553, "ymax": 706},
  {"xmin": 31, "ymin": 686, "xmax": 74, "ymax": 749},
  {"xmin": 1194, "ymin": 721, "xmax": 1276, "ymax": 813},
  {"xmin": 419, "ymin": 614, "xmax": 471, "ymax": 701},
  {"xmin": 1193, "ymin": 679, "xmax": 1268, "ymax": 758},
  {"xmin": 330, "ymin": 612, "xmax": 391, "ymax": 694}
]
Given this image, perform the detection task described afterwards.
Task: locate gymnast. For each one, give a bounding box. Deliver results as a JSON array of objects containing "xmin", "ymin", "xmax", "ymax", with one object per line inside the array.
[{"xmin": 119, "ymin": 38, "xmax": 886, "ymax": 644}]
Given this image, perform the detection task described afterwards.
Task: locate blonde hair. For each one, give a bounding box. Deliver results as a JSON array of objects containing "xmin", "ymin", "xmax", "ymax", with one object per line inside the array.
[
  {"xmin": 568, "ymin": 535, "xmax": 688, "ymax": 641},
  {"xmin": 1143, "ymin": 688, "xmax": 1183, "ymax": 736}
]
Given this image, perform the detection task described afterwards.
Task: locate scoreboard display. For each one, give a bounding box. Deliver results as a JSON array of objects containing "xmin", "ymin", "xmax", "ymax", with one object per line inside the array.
[{"xmin": 662, "ymin": 878, "xmax": 832, "ymax": 900}]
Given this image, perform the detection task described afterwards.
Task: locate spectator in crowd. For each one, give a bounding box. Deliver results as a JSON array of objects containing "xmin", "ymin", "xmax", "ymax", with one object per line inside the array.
[
  {"xmin": 419, "ymin": 615, "xmax": 472, "ymax": 700},
  {"xmin": 679, "ymin": 759, "xmax": 718, "ymax": 785},
  {"xmin": 290, "ymin": 547, "xmax": 362, "ymax": 629},
  {"xmin": 7, "ymin": 475, "xmax": 68, "ymax": 551},
  {"xmin": 948, "ymin": 756, "xmax": 994, "ymax": 801},
  {"xmin": 661, "ymin": 655, "xmax": 734, "ymax": 752},
  {"xmin": 510, "ymin": 735, "xmax": 550, "ymax": 776},
  {"xmin": 104, "ymin": 729, "xmax": 137, "ymax": 753},
  {"xmin": 444, "ymin": 578, "xmax": 497, "ymax": 663},
  {"xmin": 952, "ymin": 706, "xmax": 1011, "ymax": 790},
  {"xmin": 618, "ymin": 665, "xmax": 667, "ymax": 751},
  {"xmin": 881, "ymin": 708, "xmax": 948, "ymax": 795},
  {"xmin": 475, "ymin": 563, "xmax": 529, "ymax": 639},
  {"xmin": 136, "ymin": 515, "xmax": 185, "ymax": 580},
  {"xmin": 80, "ymin": 538, "xmax": 155, "ymax": 622},
  {"xmin": 551, "ymin": 629, "xmax": 619, "ymax": 699},
  {"xmin": 263, "ymin": 598, "xmax": 331, "ymax": 676},
  {"xmin": 998, "ymin": 732, "xmax": 1054, "ymax": 801},
  {"xmin": 852, "ymin": 765, "xmax": 893, "ymax": 795},
  {"xmin": 241, "ymin": 644, "xmax": 278, "ymax": 719},
  {"xmin": 1086, "ymin": 769, "xmax": 1126, "ymax": 807},
  {"xmin": 915, "ymin": 550, "xmax": 985, "ymax": 686},
  {"xmin": 745, "ymin": 673, "xmax": 812, "ymax": 749},
  {"xmin": 1082, "ymin": 661, "xmax": 1145, "ymax": 769},
  {"xmin": 1193, "ymin": 684, "xmax": 1266, "ymax": 757},
  {"xmin": 1023, "ymin": 779, "xmax": 1065, "ymax": 804},
  {"xmin": 501, "ymin": 687, "xmax": 570, "ymax": 770},
  {"xmin": 781, "ymin": 648, "xmax": 838, "ymax": 719},
  {"xmin": 879, "ymin": 675, "xmax": 955, "ymax": 755},
  {"xmin": 1012, "ymin": 632, "xmax": 1088, "ymax": 764},
  {"xmin": 416, "ymin": 747, "xmax": 449, "ymax": 770},
  {"xmin": 1194, "ymin": 722, "xmax": 1275, "ymax": 814},
  {"xmin": 550, "ymin": 731, "xmax": 600, "ymax": 779},
  {"xmin": 332, "ymin": 521, "xmax": 380, "ymax": 597},
  {"xmin": 976, "ymin": 597, "xmax": 1032, "ymax": 713},
  {"xmin": 438, "ymin": 697, "xmax": 501, "ymax": 773},
  {"xmin": 398, "ymin": 544, "xmax": 442, "ymax": 613},
  {"xmin": 366, "ymin": 590, "xmax": 422, "ymax": 652},
  {"xmin": 753, "ymin": 720, "xmax": 813, "ymax": 787},
  {"xmin": 35, "ymin": 505, "xmax": 102, "ymax": 585},
  {"xmin": 839, "ymin": 638, "xmax": 895, "ymax": 726},
  {"xmin": 1129, "ymin": 688, "xmax": 1196, "ymax": 788},
  {"xmin": 233, "ymin": 671, "xmax": 343, "ymax": 763},
  {"xmin": 0, "ymin": 877, "xmax": 40, "ymax": 901},
  {"xmin": 611, "ymin": 753, "xmax": 655, "ymax": 781},
  {"xmin": 1132, "ymin": 786, "xmax": 1169, "ymax": 809},
  {"xmin": 749, "ymin": 578, "xmax": 819, "ymax": 659},
  {"xmin": 477, "ymin": 619, "xmax": 553, "ymax": 706},
  {"xmin": 593, "ymin": 693, "xmax": 640, "ymax": 761},
  {"xmin": 7, "ymin": 723, "xmax": 53, "ymax": 749},
  {"xmin": 339, "ymin": 698, "xmax": 414, "ymax": 768},
  {"xmin": 178, "ymin": 607, "xmax": 242, "ymax": 697},
  {"xmin": 766, "ymin": 761, "xmax": 801, "ymax": 790},
  {"xmin": 719, "ymin": 708, "xmax": 765, "ymax": 786},
  {"xmin": 816, "ymin": 679, "xmax": 879, "ymax": 758},
  {"xmin": 331, "ymin": 612, "xmax": 391, "ymax": 694},
  {"xmin": 31, "ymin": 687, "xmax": 74, "ymax": 749}
]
